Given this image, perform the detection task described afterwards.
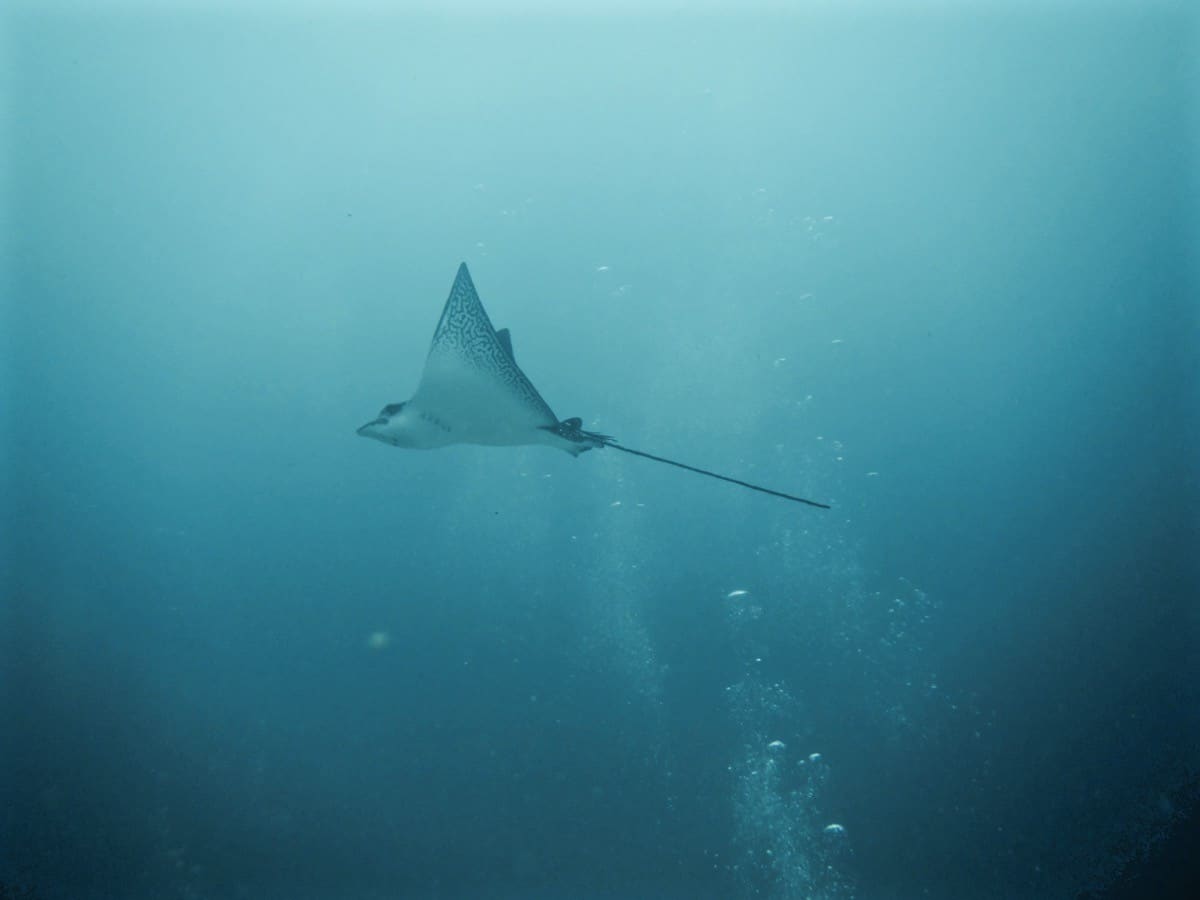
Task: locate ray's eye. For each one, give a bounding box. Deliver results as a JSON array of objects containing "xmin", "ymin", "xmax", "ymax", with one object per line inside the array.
[{"xmin": 381, "ymin": 402, "xmax": 405, "ymax": 417}]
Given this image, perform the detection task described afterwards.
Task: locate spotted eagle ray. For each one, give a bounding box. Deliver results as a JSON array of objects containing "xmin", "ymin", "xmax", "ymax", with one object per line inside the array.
[{"xmin": 357, "ymin": 263, "xmax": 830, "ymax": 508}]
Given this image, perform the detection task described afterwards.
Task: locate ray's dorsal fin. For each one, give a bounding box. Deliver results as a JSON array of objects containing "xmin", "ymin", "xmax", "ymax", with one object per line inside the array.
[{"xmin": 496, "ymin": 328, "xmax": 515, "ymax": 360}]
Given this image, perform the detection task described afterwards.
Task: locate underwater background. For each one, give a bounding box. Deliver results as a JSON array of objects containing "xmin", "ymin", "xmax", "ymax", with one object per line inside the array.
[{"xmin": 3, "ymin": 2, "xmax": 1198, "ymax": 898}]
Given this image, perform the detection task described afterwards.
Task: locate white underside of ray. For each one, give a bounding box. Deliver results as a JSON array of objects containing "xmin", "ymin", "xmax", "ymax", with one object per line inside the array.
[
  {"xmin": 408, "ymin": 264, "xmax": 564, "ymax": 449},
  {"xmin": 411, "ymin": 351, "xmax": 558, "ymax": 446}
]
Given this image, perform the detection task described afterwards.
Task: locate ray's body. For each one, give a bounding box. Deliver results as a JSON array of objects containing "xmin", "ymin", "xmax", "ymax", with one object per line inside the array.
[
  {"xmin": 357, "ymin": 263, "xmax": 829, "ymax": 508},
  {"xmin": 357, "ymin": 264, "xmax": 606, "ymax": 456}
]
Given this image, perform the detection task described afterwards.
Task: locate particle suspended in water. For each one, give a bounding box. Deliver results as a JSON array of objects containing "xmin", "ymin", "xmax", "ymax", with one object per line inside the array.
[
  {"xmin": 767, "ymin": 740, "xmax": 786, "ymax": 753},
  {"xmin": 366, "ymin": 631, "xmax": 391, "ymax": 651},
  {"xmin": 808, "ymin": 752, "xmax": 822, "ymax": 763},
  {"xmin": 823, "ymin": 823, "xmax": 845, "ymax": 835},
  {"xmin": 726, "ymin": 589, "xmax": 750, "ymax": 599}
]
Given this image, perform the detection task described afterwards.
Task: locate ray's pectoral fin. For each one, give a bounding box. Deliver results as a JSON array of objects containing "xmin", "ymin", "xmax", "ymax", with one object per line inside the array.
[{"xmin": 540, "ymin": 417, "xmax": 616, "ymax": 457}]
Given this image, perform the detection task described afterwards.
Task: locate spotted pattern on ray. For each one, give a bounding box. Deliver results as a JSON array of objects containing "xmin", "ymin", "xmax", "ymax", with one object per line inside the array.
[{"xmin": 422, "ymin": 263, "xmax": 558, "ymax": 426}]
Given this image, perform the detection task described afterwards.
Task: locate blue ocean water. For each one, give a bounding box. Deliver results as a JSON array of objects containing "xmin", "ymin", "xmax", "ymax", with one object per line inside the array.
[{"xmin": 3, "ymin": 3, "xmax": 1198, "ymax": 899}]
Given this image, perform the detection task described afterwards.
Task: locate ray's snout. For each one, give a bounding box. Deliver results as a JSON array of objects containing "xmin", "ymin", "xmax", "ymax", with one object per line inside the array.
[{"xmin": 356, "ymin": 418, "xmax": 385, "ymax": 436}]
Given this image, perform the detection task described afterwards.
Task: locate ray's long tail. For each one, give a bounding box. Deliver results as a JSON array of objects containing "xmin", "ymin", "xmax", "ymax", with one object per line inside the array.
[{"xmin": 598, "ymin": 437, "xmax": 831, "ymax": 509}]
